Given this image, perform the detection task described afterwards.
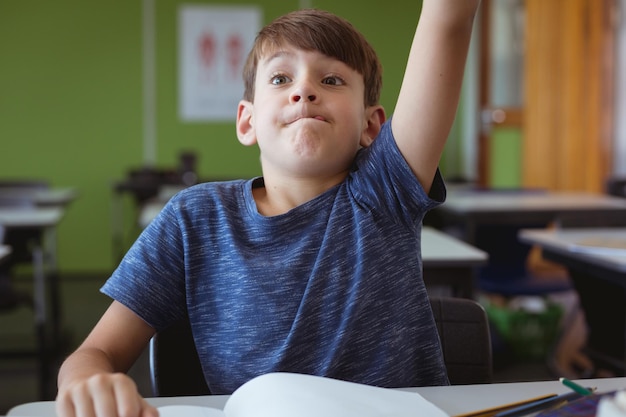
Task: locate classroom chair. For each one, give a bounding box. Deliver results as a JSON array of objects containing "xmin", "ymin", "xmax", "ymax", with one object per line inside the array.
[
  {"xmin": 0, "ymin": 179, "xmax": 50, "ymax": 308},
  {"xmin": 0, "ymin": 179, "xmax": 56, "ymax": 400},
  {"xmin": 148, "ymin": 296, "xmax": 493, "ymax": 397}
]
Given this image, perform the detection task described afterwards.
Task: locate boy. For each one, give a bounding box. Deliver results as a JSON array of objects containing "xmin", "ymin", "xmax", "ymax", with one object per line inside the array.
[{"xmin": 56, "ymin": 2, "xmax": 479, "ymax": 417}]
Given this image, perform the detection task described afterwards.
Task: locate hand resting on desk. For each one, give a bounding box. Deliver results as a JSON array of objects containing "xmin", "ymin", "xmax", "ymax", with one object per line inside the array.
[{"xmin": 56, "ymin": 371, "xmax": 158, "ymax": 417}]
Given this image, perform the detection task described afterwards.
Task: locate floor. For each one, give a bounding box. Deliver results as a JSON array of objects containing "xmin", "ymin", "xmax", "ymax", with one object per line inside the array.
[{"xmin": 0, "ymin": 275, "xmax": 560, "ymax": 415}]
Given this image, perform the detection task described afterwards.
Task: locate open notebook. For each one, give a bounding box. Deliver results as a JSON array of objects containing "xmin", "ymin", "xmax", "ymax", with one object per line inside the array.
[{"xmin": 157, "ymin": 372, "xmax": 448, "ymax": 417}]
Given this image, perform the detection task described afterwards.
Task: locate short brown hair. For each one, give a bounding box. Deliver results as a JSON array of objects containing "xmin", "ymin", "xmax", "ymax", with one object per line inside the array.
[{"xmin": 242, "ymin": 9, "xmax": 383, "ymax": 107}]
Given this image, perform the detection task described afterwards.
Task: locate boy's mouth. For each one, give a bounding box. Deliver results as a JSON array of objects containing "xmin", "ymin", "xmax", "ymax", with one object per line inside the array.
[{"xmin": 287, "ymin": 113, "xmax": 327, "ymax": 124}]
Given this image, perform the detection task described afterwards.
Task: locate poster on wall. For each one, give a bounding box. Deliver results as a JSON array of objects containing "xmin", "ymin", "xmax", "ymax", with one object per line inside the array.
[{"xmin": 179, "ymin": 5, "xmax": 261, "ymax": 122}]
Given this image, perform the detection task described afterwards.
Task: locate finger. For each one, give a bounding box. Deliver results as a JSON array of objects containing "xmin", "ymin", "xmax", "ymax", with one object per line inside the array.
[
  {"xmin": 68, "ymin": 383, "xmax": 97, "ymax": 417},
  {"xmin": 111, "ymin": 374, "xmax": 144, "ymax": 417},
  {"xmin": 140, "ymin": 398, "xmax": 160, "ymax": 417},
  {"xmin": 79, "ymin": 373, "xmax": 134, "ymax": 417},
  {"xmin": 91, "ymin": 378, "xmax": 123, "ymax": 417},
  {"xmin": 55, "ymin": 391, "xmax": 78, "ymax": 417}
]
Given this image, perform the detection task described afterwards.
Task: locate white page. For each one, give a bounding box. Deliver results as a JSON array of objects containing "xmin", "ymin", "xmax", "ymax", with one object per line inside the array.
[
  {"xmin": 158, "ymin": 404, "xmax": 225, "ymax": 417},
  {"xmin": 224, "ymin": 373, "xmax": 449, "ymax": 417}
]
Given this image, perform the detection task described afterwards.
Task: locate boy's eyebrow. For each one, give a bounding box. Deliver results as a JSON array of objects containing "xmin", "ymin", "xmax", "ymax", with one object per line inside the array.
[
  {"xmin": 263, "ymin": 49, "xmax": 345, "ymax": 70},
  {"xmin": 263, "ymin": 49, "xmax": 294, "ymax": 64}
]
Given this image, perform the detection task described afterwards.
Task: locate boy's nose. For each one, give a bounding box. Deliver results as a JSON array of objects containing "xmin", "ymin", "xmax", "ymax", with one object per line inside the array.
[
  {"xmin": 290, "ymin": 81, "xmax": 317, "ymax": 103},
  {"xmin": 291, "ymin": 93, "xmax": 317, "ymax": 103}
]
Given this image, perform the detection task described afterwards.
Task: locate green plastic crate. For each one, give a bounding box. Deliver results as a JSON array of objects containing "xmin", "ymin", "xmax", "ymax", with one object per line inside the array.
[{"xmin": 485, "ymin": 298, "xmax": 563, "ymax": 360}]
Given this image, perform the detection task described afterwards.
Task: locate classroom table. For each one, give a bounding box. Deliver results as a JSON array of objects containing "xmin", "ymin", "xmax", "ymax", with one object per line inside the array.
[
  {"xmin": 422, "ymin": 226, "xmax": 488, "ymax": 298},
  {"xmin": 111, "ymin": 183, "xmax": 186, "ymax": 262},
  {"xmin": 0, "ymin": 244, "xmax": 11, "ymax": 263},
  {"xmin": 0, "ymin": 187, "xmax": 78, "ymax": 207},
  {"xmin": 8, "ymin": 377, "xmax": 626, "ymax": 417},
  {"xmin": 431, "ymin": 189, "xmax": 626, "ymax": 295},
  {"xmin": 519, "ymin": 227, "xmax": 626, "ymax": 376},
  {"xmin": 137, "ymin": 193, "xmax": 181, "ymax": 229},
  {"xmin": 437, "ymin": 190, "xmax": 626, "ymax": 234},
  {"xmin": 0, "ymin": 207, "xmax": 66, "ymax": 400}
]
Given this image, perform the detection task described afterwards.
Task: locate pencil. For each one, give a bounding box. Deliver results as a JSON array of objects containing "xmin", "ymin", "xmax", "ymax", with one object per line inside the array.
[
  {"xmin": 492, "ymin": 391, "xmax": 583, "ymax": 417},
  {"xmin": 559, "ymin": 377, "xmax": 594, "ymax": 396},
  {"xmin": 452, "ymin": 393, "xmax": 558, "ymax": 417}
]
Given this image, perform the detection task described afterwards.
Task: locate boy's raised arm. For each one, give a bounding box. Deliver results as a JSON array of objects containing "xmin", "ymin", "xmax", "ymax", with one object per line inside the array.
[{"xmin": 391, "ymin": 0, "xmax": 480, "ymax": 193}]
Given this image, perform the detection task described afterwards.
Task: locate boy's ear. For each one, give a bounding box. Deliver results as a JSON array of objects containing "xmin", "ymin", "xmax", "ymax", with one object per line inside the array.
[
  {"xmin": 360, "ymin": 105, "xmax": 386, "ymax": 147},
  {"xmin": 236, "ymin": 100, "xmax": 257, "ymax": 146}
]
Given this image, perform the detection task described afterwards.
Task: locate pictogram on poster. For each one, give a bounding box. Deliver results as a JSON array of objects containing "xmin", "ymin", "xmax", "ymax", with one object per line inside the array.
[{"xmin": 179, "ymin": 5, "xmax": 261, "ymax": 121}]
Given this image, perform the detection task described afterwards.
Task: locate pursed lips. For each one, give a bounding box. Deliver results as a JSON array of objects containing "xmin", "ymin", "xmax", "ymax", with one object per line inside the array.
[{"xmin": 286, "ymin": 114, "xmax": 327, "ymax": 124}]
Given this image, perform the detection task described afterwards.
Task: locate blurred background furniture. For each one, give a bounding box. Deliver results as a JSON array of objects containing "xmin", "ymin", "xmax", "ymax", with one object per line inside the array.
[
  {"xmin": 421, "ymin": 227, "xmax": 488, "ymax": 299},
  {"xmin": 111, "ymin": 152, "xmax": 199, "ymax": 262},
  {"xmin": 429, "ymin": 296, "xmax": 493, "ymax": 385},
  {"xmin": 0, "ymin": 244, "xmax": 11, "ymax": 263},
  {"xmin": 0, "ymin": 180, "xmax": 76, "ymax": 208},
  {"xmin": 0, "ymin": 179, "xmax": 75, "ymax": 399},
  {"xmin": 606, "ymin": 177, "xmax": 626, "ymax": 198},
  {"xmin": 430, "ymin": 187, "xmax": 626, "ymax": 370},
  {"xmin": 519, "ymin": 227, "xmax": 626, "ymax": 377},
  {"xmin": 0, "ymin": 241, "xmax": 26, "ymax": 315}
]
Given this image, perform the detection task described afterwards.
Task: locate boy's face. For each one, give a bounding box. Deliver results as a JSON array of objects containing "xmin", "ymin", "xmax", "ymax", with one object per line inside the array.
[{"xmin": 237, "ymin": 44, "xmax": 383, "ymax": 180}]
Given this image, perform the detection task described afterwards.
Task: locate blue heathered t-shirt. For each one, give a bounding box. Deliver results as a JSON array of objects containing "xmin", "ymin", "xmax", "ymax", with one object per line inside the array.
[{"xmin": 102, "ymin": 120, "xmax": 449, "ymax": 394}]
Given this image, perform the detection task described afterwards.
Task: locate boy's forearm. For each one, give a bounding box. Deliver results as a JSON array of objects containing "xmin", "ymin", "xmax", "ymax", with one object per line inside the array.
[
  {"xmin": 391, "ymin": 0, "xmax": 480, "ymax": 193},
  {"xmin": 418, "ymin": 0, "xmax": 480, "ymax": 42},
  {"xmin": 421, "ymin": 0, "xmax": 481, "ymax": 26}
]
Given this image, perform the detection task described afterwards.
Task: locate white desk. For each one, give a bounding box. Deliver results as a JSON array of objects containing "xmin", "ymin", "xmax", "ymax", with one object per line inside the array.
[
  {"xmin": 0, "ymin": 207, "xmax": 66, "ymax": 400},
  {"xmin": 422, "ymin": 226, "xmax": 488, "ymax": 298},
  {"xmin": 111, "ymin": 172, "xmax": 190, "ymax": 263},
  {"xmin": 432, "ymin": 189, "xmax": 626, "ymax": 295},
  {"xmin": 436, "ymin": 190, "xmax": 626, "ymax": 244},
  {"xmin": 0, "ymin": 244, "xmax": 11, "ymax": 263},
  {"xmin": 520, "ymin": 227, "xmax": 626, "ymax": 375},
  {"xmin": 519, "ymin": 228, "xmax": 626, "ymax": 274},
  {"xmin": 439, "ymin": 190, "xmax": 626, "ymax": 226},
  {"xmin": 0, "ymin": 207, "xmax": 65, "ymax": 228},
  {"xmin": 0, "ymin": 187, "xmax": 78, "ymax": 207},
  {"xmin": 135, "ymin": 185, "xmax": 187, "ymax": 229},
  {"xmin": 138, "ymin": 199, "xmax": 166, "ymax": 229},
  {"xmin": 8, "ymin": 377, "xmax": 626, "ymax": 417}
]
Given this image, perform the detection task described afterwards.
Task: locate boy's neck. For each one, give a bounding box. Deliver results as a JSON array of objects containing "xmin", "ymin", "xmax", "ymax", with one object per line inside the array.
[{"xmin": 252, "ymin": 173, "xmax": 347, "ymax": 216}]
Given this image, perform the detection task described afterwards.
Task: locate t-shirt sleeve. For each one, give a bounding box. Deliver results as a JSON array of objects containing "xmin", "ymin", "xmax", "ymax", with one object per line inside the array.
[
  {"xmin": 349, "ymin": 120, "xmax": 446, "ymax": 227},
  {"xmin": 101, "ymin": 196, "xmax": 188, "ymax": 330}
]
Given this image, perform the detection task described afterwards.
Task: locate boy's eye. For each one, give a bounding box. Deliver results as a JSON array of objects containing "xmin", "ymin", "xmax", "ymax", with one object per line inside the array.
[
  {"xmin": 271, "ymin": 74, "xmax": 291, "ymax": 85},
  {"xmin": 322, "ymin": 76, "xmax": 345, "ymax": 86}
]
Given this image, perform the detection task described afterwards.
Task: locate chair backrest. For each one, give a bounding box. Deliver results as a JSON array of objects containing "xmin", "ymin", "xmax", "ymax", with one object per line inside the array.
[
  {"xmin": 149, "ymin": 319, "xmax": 210, "ymax": 396},
  {"xmin": 148, "ymin": 296, "xmax": 492, "ymax": 396},
  {"xmin": 429, "ymin": 296, "xmax": 492, "ymax": 385}
]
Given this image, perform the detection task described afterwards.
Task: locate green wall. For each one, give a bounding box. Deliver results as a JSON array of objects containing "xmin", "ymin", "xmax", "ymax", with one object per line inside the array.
[
  {"xmin": 0, "ymin": 0, "xmax": 427, "ymax": 274},
  {"xmin": 490, "ymin": 127, "xmax": 522, "ymax": 188}
]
